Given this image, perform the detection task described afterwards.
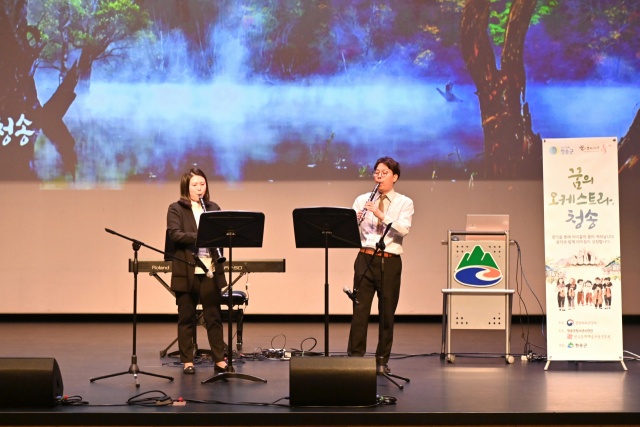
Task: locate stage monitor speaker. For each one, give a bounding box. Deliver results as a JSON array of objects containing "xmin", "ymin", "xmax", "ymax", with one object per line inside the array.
[
  {"xmin": 0, "ymin": 358, "xmax": 63, "ymax": 408},
  {"xmin": 289, "ymin": 357, "xmax": 377, "ymax": 406}
]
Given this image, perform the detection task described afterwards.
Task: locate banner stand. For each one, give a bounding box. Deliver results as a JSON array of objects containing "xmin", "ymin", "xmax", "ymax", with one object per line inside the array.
[
  {"xmin": 544, "ymin": 358, "xmax": 626, "ymax": 371},
  {"xmin": 543, "ymin": 137, "xmax": 625, "ymax": 371}
]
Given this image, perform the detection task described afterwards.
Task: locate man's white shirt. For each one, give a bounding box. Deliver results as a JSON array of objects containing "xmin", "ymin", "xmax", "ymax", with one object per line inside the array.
[{"xmin": 353, "ymin": 188, "xmax": 414, "ymax": 255}]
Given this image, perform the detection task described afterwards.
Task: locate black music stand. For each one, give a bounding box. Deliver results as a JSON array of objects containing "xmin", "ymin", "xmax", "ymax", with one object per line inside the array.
[
  {"xmin": 196, "ymin": 211, "xmax": 267, "ymax": 384},
  {"xmin": 90, "ymin": 229, "xmax": 175, "ymax": 388},
  {"xmin": 293, "ymin": 207, "xmax": 361, "ymax": 356}
]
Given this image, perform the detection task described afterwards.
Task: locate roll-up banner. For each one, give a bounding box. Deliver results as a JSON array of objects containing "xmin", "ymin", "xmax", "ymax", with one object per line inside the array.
[{"xmin": 543, "ymin": 137, "xmax": 623, "ymax": 362}]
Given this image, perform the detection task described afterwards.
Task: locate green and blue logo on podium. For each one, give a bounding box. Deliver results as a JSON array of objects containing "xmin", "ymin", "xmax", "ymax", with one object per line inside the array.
[{"xmin": 454, "ymin": 245, "xmax": 503, "ymax": 287}]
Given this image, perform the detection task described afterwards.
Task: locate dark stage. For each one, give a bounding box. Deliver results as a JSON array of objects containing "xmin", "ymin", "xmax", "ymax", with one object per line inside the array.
[{"xmin": 2, "ymin": 317, "xmax": 640, "ymax": 426}]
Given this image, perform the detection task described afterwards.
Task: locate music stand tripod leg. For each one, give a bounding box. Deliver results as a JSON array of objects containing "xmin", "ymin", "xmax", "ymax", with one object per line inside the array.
[
  {"xmin": 202, "ymin": 371, "xmax": 267, "ymax": 384},
  {"xmin": 138, "ymin": 370, "xmax": 178, "ymax": 380}
]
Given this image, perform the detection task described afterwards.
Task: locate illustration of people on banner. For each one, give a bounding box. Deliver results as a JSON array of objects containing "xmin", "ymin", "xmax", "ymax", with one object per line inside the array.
[{"xmin": 548, "ymin": 247, "xmax": 620, "ymax": 312}]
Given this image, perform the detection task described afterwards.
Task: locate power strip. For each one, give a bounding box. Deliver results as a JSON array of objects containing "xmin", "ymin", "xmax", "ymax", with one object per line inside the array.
[{"xmin": 263, "ymin": 348, "xmax": 286, "ymax": 359}]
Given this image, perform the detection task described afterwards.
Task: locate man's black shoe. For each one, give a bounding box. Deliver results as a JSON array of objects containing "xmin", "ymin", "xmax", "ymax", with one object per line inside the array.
[{"xmin": 183, "ymin": 365, "xmax": 195, "ymax": 374}]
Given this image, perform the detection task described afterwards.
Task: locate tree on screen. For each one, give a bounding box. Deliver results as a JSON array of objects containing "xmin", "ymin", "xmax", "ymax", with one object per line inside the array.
[
  {"xmin": 460, "ymin": 0, "xmax": 545, "ymax": 178},
  {"xmin": 73, "ymin": 0, "xmax": 150, "ymax": 90},
  {"xmin": 28, "ymin": 0, "xmax": 81, "ymax": 83},
  {"xmin": 30, "ymin": 0, "xmax": 150, "ymax": 91},
  {"xmin": 1, "ymin": 0, "xmax": 79, "ymax": 179},
  {"xmin": 546, "ymin": 0, "xmax": 640, "ymax": 80},
  {"xmin": 619, "ymin": 110, "xmax": 640, "ymax": 177}
]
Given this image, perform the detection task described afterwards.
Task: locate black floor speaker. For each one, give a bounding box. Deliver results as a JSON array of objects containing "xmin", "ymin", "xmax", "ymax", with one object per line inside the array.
[
  {"xmin": 0, "ymin": 358, "xmax": 64, "ymax": 407},
  {"xmin": 289, "ymin": 357, "xmax": 377, "ymax": 406}
]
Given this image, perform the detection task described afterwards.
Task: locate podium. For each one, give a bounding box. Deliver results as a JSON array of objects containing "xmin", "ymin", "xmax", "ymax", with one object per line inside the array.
[{"xmin": 440, "ymin": 230, "xmax": 515, "ymax": 364}]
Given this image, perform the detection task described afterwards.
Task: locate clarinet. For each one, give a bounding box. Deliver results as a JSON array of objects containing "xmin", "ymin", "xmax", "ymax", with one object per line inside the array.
[
  {"xmin": 199, "ymin": 196, "xmax": 226, "ymax": 264},
  {"xmin": 357, "ymin": 182, "xmax": 381, "ymax": 225}
]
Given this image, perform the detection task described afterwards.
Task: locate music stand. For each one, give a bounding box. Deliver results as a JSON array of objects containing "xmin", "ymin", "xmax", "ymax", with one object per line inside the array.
[
  {"xmin": 196, "ymin": 211, "xmax": 267, "ymax": 384},
  {"xmin": 293, "ymin": 207, "xmax": 361, "ymax": 356}
]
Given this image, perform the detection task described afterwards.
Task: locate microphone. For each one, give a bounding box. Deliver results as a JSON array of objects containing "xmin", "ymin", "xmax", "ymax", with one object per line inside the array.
[
  {"xmin": 343, "ymin": 286, "xmax": 359, "ymax": 305},
  {"xmin": 191, "ymin": 252, "xmax": 214, "ymax": 278},
  {"xmin": 199, "ymin": 196, "xmax": 226, "ymax": 264},
  {"xmin": 383, "ymin": 221, "xmax": 393, "ymax": 237},
  {"xmin": 358, "ymin": 182, "xmax": 381, "ymax": 225},
  {"xmin": 376, "ymin": 222, "xmax": 394, "ymax": 252}
]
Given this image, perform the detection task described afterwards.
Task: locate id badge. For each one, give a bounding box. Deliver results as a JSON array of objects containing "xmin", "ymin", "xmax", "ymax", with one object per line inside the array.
[{"xmin": 365, "ymin": 234, "xmax": 381, "ymax": 247}]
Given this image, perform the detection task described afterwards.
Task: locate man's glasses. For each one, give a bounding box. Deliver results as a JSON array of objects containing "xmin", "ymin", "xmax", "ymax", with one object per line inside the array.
[{"xmin": 373, "ymin": 170, "xmax": 391, "ymax": 177}]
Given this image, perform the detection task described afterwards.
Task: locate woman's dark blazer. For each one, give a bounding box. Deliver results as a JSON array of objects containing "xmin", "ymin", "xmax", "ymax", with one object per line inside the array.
[{"xmin": 166, "ymin": 200, "xmax": 226, "ymax": 293}]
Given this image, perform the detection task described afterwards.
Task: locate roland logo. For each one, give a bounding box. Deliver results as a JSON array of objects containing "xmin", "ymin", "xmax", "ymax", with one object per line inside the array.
[{"xmin": 152, "ymin": 264, "xmax": 170, "ymax": 271}]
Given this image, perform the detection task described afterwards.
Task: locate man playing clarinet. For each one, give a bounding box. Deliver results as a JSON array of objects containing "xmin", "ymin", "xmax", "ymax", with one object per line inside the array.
[{"xmin": 348, "ymin": 157, "xmax": 414, "ymax": 374}]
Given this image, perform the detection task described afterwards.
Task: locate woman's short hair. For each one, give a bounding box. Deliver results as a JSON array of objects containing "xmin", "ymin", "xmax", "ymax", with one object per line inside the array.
[
  {"xmin": 374, "ymin": 157, "xmax": 401, "ymax": 179},
  {"xmin": 179, "ymin": 168, "xmax": 210, "ymax": 204}
]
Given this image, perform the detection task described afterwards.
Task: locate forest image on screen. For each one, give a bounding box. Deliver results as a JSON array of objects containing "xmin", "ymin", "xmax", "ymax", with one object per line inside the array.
[{"xmin": 1, "ymin": 0, "xmax": 640, "ymax": 184}]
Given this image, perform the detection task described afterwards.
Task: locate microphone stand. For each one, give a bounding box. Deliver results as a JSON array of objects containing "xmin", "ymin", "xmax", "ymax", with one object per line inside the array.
[
  {"xmin": 375, "ymin": 229, "xmax": 410, "ymax": 389},
  {"xmin": 354, "ymin": 223, "xmax": 410, "ymax": 390},
  {"xmin": 90, "ymin": 228, "xmax": 192, "ymax": 388}
]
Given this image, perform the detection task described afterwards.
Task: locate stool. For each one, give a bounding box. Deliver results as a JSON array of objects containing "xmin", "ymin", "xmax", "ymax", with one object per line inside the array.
[
  {"xmin": 157, "ymin": 287, "xmax": 249, "ymax": 357},
  {"xmin": 221, "ymin": 290, "xmax": 248, "ymax": 350},
  {"xmin": 194, "ymin": 290, "xmax": 249, "ymax": 353}
]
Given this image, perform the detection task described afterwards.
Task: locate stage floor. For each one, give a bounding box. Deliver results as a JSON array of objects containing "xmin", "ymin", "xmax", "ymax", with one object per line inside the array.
[{"xmin": 1, "ymin": 318, "xmax": 640, "ymax": 426}]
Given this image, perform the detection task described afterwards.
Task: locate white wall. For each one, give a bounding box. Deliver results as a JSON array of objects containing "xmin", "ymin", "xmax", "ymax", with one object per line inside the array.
[{"xmin": 1, "ymin": 178, "xmax": 638, "ymax": 314}]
